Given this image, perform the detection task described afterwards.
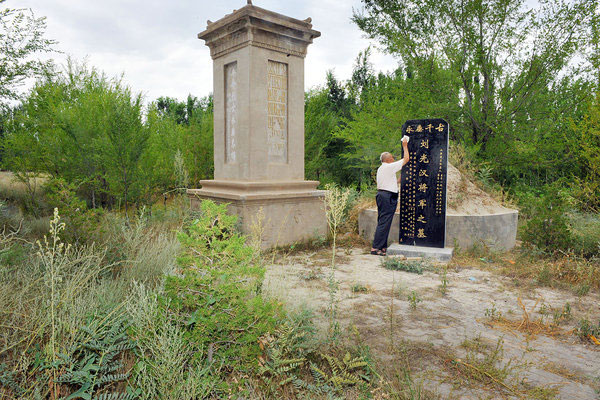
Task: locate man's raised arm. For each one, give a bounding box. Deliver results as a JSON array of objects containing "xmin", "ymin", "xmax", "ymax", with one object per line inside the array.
[{"xmin": 401, "ymin": 136, "xmax": 410, "ymax": 166}]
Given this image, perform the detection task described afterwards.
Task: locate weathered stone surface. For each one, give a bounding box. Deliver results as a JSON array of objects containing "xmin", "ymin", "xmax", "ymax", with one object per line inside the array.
[
  {"xmin": 359, "ymin": 208, "xmax": 518, "ymax": 251},
  {"xmin": 188, "ymin": 182, "xmax": 327, "ymax": 248}
]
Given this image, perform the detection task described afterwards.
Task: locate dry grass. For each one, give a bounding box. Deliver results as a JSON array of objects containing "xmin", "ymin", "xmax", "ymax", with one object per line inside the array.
[
  {"xmin": 445, "ymin": 336, "xmax": 560, "ymax": 400},
  {"xmin": 0, "ymin": 171, "xmax": 47, "ymax": 197},
  {"xmin": 344, "ymin": 196, "xmax": 376, "ymax": 234},
  {"xmin": 450, "ymin": 246, "xmax": 600, "ymax": 292},
  {"xmin": 484, "ymin": 297, "xmax": 569, "ymax": 341}
]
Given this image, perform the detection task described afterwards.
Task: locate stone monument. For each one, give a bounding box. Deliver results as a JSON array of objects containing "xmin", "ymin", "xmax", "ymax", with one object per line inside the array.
[
  {"xmin": 187, "ymin": 3, "xmax": 327, "ymax": 247},
  {"xmin": 387, "ymin": 118, "xmax": 454, "ymax": 261},
  {"xmin": 398, "ymin": 119, "xmax": 449, "ymax": 248}
]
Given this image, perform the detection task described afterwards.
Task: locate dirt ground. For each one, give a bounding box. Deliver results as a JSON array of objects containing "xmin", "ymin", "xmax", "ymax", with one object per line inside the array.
[{"xmin": 264, "ymin": 248, "xmax": 600, "ymax": 399}]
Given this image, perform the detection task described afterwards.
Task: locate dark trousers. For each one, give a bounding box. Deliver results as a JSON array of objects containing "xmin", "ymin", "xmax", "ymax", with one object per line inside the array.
[{"xmin": 372, "ymin": 190, "xmax": 398, "ymax": 250}]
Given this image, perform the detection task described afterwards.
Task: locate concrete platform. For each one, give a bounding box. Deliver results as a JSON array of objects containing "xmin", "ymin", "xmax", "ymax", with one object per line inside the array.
[
  {"xmin": 359, "ymin": 208, "xmax": 518, "ymax": 251},
  {"xmin": 386, "ymin": 244, "xmax": 454, "ymax": 262}
]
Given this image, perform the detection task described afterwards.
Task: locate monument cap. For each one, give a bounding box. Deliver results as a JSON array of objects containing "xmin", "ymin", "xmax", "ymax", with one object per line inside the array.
[{"xmin": 198, "ymin": 3, "xmax": 321, "ymax": 59}]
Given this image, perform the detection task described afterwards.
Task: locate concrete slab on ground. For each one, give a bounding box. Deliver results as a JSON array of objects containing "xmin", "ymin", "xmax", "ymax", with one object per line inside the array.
[{"xmin": 386, "ymin": 243, "xmax": 454, "ymax": 262}]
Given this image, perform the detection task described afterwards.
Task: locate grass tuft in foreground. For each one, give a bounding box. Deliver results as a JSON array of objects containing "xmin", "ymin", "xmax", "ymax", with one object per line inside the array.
[{"xmin": 381, "ymin": 257, "xmax": 429, "ymax": 274}]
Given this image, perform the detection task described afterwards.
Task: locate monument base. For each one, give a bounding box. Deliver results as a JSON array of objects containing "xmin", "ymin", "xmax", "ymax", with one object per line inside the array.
[
  {"xmin": 386, "ymin": 244, "xmax": 454, "ymax": 262},
  {"xmin": 358, "ymin": 208, "xmax": 518, "ymax": 251},
  {"xmin": 187, "ymin": 180, "xmax": 327, "ymax": 249}
]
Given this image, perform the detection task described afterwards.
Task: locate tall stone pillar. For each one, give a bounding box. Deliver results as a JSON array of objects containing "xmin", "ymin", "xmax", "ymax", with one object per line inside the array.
[{"xmin": 187, "ymin": 3, "xmax": 327, "ymax": 247}]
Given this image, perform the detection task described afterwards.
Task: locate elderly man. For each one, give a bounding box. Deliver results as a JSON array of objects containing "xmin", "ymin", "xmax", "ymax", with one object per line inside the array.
[{"xmin": 371, "ymin": 136, "xmax": 410, "ymax": 256}]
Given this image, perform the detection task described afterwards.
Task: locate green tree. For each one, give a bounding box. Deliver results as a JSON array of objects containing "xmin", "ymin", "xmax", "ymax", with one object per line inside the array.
[
  {"xmin": 0, "ymin": 0, "xmax": 56, "ymax": 109},
  {"xmin": 305, "ymin": 70, "xmax": 362, "ymax": 186},
  {"xmin": 100, "ymin": 88, "xmax": 147, "ymax": 214},
  {"xmin": 334, "ymin": 64, "xmax": 459, "ymax": 184},
  {"xmin": 571, "ymin": 92, "xmax": 600, "ymax": 211},
  {"xmin": 2, "ymin": 62, "xmax": 155, "ymax": 211},
  {"xmin": 146, "ymin": 94, "xmax": 214, "ymax": 188},
  {"xmin": 353, "ymin": 0, "xmax": 598, "ymax": 147},
  {"xmin": 305, "ymin": 87, "xmax": 342, "ymax": 182}
]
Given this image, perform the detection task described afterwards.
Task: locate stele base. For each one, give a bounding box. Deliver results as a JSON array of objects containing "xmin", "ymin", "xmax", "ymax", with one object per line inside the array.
[
  {"xmin": 187, "ymin": 180, "xmax": 327, "ymax": 249},
  {"xmin": 386, "ymin": 243, "xmax": 454, "ymax": 263}
]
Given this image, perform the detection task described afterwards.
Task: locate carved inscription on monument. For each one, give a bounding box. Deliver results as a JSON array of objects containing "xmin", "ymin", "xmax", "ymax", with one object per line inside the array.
[
  {"xmin": 267, "ymin": 60, "xmax": 288, "ymax": 163},
  {"xmin": 399, "ymin": 119, "xmax": 449, "ymax": 248},
  {"xmin": 224, "ymin": 62, "xmax": 238, "ymax": 163}
]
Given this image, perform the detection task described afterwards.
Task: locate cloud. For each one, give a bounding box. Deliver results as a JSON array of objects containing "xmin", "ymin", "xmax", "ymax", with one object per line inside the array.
[{"xmin": 12, "ymin": 0, "xmax": 397, "ymax": 101}]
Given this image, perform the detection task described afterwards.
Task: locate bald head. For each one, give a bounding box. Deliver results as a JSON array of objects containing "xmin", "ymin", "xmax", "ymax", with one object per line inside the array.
[{"xmin": 380, "ymin": 152, "xmax": 394, "ymax": 163}]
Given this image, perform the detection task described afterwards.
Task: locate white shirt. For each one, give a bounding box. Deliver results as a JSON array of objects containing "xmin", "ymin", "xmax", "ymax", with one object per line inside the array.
[{"xmin": 376, "ymin": 160, "xmax": 404, "ymax": 193}]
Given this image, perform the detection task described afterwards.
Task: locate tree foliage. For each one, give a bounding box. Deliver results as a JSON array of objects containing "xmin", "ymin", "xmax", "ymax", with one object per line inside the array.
[
  {"xmin": 1, "ymin": 61, "xmax": 213, "ymax": 211},
  {"xmin": 0, "ymin": 0, "xmax": 56, "ymax": 108},
  {"xmin": 353, "ymin": 0, "xmax": 598, "ymax": 147}
]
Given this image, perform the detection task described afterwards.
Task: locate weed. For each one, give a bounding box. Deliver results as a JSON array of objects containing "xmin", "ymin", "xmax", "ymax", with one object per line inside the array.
[
  {"xmin": 323, "ymin": 184, "xmax": 352, "ymax": 341},
  {"xmin": 323, "ymin": 183, "xmax": 351, "ymax": 270},
  {"xmin": 351, "ymin": 283, "xmax": 369, "ymax": 293},
  {"xmin": 484, "ymin": 303, "xmax": 503, "ymax": 321},
  {"xmin": 488, "ymin": 298, "xmax": 565, "ymax": 340},
  {"xmin": 537, "ymin": 265, "xmax": 552, "ymax": 286},
  {"xmin": 299, "ymin": 268, "xmax": 322, "ymax": 281},
  {"xmin": 259, "ymin": 309, "xmax": 374, "ymax": 397},
  {"xmin": 258, "ymin": 310, "xmax": 317, "ymax": 391},
  {"xmin": 576, "ymin": 318, "xmax": 600, "ymax": 343},
  {"xmin": 127, "ymin": 283, "xmax": 216, "ymax": 400},
  {"xmin": 0, "ymin": 363, "xmax": 23, "ymax": 398},
  {"xmin": 55, "ymin": 315, "xmax": 138, "ymax": 399},
  {"xmin": 407, "ymin": 291, "xmax": 422, "ymax": 310},
  {"xmin": 304, "ymin": 352, "xmax": 370, "ymax": 394},
  {"xmin": 249, "ymin": 206, "xmax": 266, "ymax": 253},
  {"xmin": 575, "ymin": 282, "xmax": 591, "ymax": 296},
  {"xmin": 388, "ymin": 273, "xmax": 397, "ymax": 348},
  {"xmin": 552, "ymin": 302, "xmax": 571, "ymax": 325},
  {"xmin": 439, "ymin": 265, "xmax": 449, "ymax": 295},
  {"xmin": 381, "ymin": 257, "xmax": 426, "ymax": 274},
  {"xmin": 378, "ymin": 340, "xmax": 439, "ymax": 400},
  {"xmin": 452, "ymin": 337, "xmax": 559, "ymax": 398}
]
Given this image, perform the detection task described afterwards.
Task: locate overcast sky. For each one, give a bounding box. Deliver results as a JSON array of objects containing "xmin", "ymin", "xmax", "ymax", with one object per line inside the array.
[{"xmin": 13, "ymin": 0, "xmax": 399, "ymax": 102}]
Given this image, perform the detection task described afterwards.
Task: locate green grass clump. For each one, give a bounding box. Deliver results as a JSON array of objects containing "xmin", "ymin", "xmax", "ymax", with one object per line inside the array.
[
  {"xmin": 576, "ymin": 318, "xmax": 600, "ymax": 339},
  {"xmin": 351, "ymin": 283, "xmax": 369, "ymax": 293},
  {"xmin": 381, "ymin": 257, "xmax": 426, "ymax": 274}
]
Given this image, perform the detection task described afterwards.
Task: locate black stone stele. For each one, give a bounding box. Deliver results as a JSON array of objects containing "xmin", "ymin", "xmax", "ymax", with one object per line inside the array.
[{"xmin": 399, "ymin": 119, "xmax": 449, "ymax": 248}]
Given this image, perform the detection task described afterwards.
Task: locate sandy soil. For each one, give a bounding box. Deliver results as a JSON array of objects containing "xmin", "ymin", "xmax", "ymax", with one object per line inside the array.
[
  {"xmin": 264, "ymin": 249, "xmax": 600, "ymax": 399},
  {"xmin": 446, "ymin": 164, "xmax": 513, "ymax": 215}
]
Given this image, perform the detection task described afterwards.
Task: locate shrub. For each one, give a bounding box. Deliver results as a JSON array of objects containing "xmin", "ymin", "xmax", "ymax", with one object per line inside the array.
[
  {"xmin": 163, "ymin": 200, "xmax": 283, "ymax": 377},
  {"xmin": 521, "ymin": 184, "xmax": 573, "ymax": 253},
  {"xmin": 576, "ymin": 318, "xmax": 600, "ymax": 340},
  {"xmin": 521, "ymin": 183, "xmax": 600, "ymax": 258},
  {"xmin": 44, "ymin": 177, "xmax": 104, "ymax": 244},
  {"xmin": 126, "ymin": 281, "xmax": 217, "ymax": 400},
  {"xmin": 569, "ymin": 212, "xmax": 600, "ymax": 258}
]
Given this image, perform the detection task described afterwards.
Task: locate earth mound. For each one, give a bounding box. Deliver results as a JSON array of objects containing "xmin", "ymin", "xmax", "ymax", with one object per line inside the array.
[{"xmin": 446, "ymin": 163, "xmax": 513, "ymax": 215}]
